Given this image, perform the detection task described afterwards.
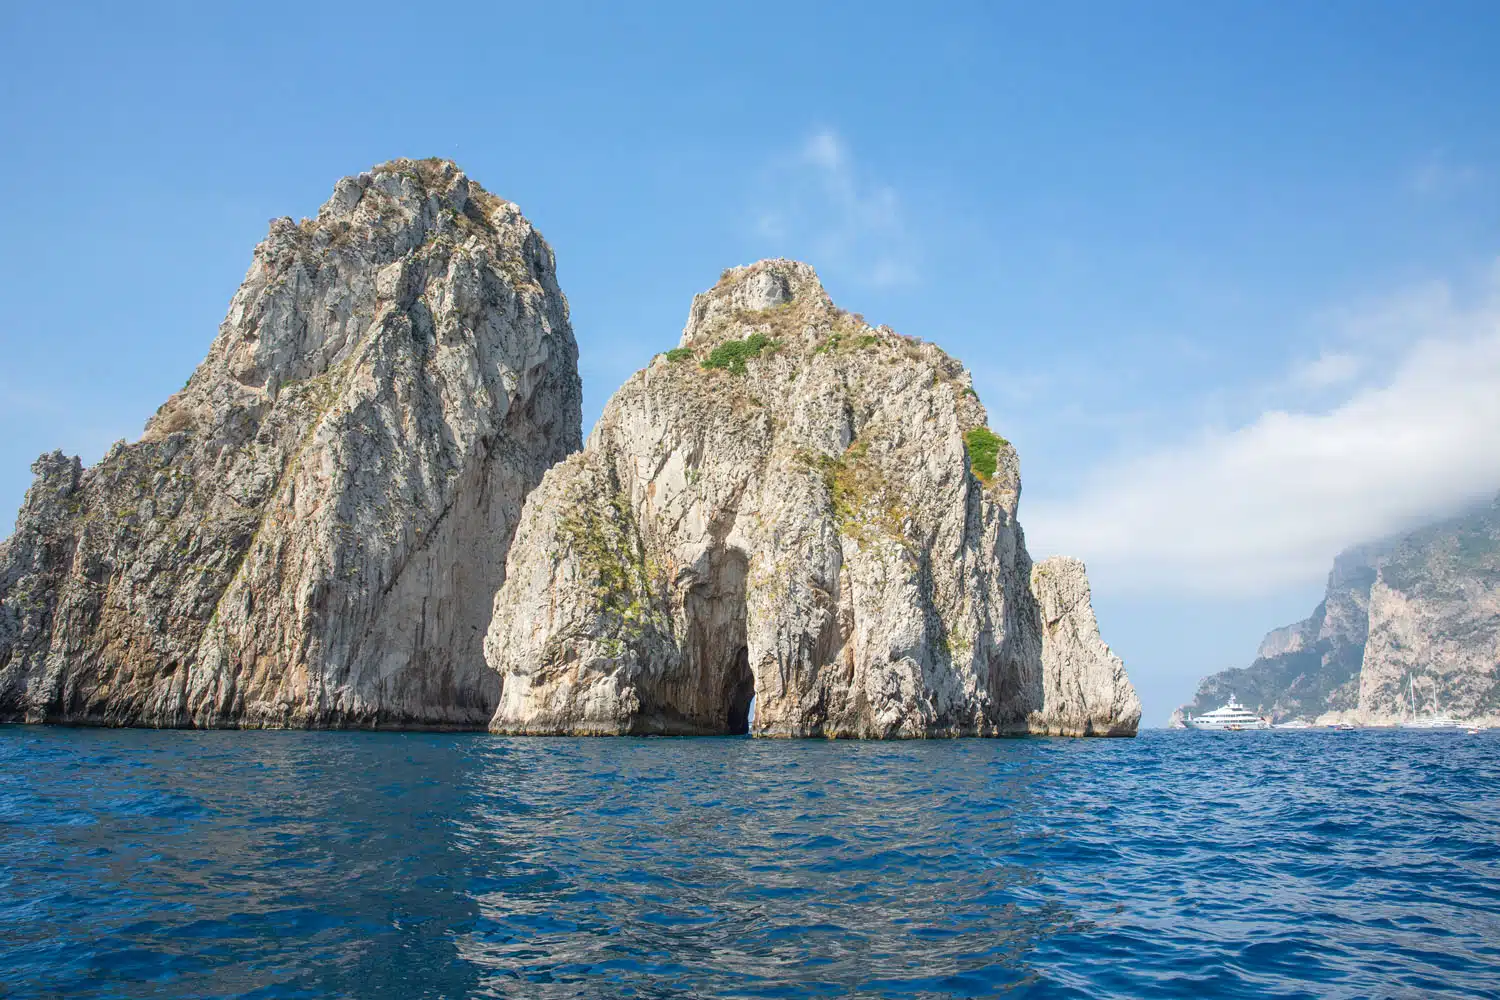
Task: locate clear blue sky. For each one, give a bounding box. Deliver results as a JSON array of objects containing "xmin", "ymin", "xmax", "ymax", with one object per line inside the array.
[{"xmin": 4, "ymin": 1, "xmax": 1498, "ymax": 723}]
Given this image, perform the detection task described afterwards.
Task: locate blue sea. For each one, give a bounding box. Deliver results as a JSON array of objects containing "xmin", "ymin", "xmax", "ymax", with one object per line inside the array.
[{"xmin": 2, "ymin": 728, "xmax": 1497, "ymax": 999}]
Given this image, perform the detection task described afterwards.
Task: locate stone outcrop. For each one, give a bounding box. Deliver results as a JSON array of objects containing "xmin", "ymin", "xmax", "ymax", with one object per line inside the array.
[
  {"xmin": 1180, "ymin": 497, "xmax": 1500, "ymax": 725},
  {"xmin": 484, "ymin": 259, "xmax": 1140, "ymax": 737},
  {"xmin": 0, "ymin": 158, "xmax": 581, "ymax": 727},
  {"xmin": 1029, "ymin": 557, "xmax": 1140, "ymax": 736}
]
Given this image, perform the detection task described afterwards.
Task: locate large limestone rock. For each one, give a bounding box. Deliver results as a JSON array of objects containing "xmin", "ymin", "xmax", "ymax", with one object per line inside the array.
[
  {"xmin": 484, "ymin": 260, "xmax": 1140, "ymax": 737},
  {"xmin": 1179, "ymin": 497, "xmax": 1500, "ymax": 725},
  {"xmin": 0, "ymin": 158, "xmax": 581, "ymax": 727}
]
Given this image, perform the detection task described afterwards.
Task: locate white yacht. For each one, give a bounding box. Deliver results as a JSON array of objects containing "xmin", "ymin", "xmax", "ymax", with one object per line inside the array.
[
  {"xmin": 1400, "ymin": 675, "xmax": 1465, "ymax": 729},
  {"xmin": 1185, "ymin": 694, "xmax": 1271, "ymax": 731},
  {"xmin": 1404, "ymin": 713, "xmax": 1464, "ymax": 729}
]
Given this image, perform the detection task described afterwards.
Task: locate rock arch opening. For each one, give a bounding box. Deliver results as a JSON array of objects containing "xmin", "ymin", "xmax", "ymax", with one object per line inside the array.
[
  {"xmin": 674, "ymin": 545, "xmax": 754, "ymax": 736},
  {"xmin": 725, "ymin": 645, "xmax": 754, "ymax": 735}
]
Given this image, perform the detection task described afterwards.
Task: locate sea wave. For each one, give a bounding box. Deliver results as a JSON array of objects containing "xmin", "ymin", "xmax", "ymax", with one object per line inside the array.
[{"xmin": 1, "ymin": 727, "xmax": 1497, "ymax": 998}]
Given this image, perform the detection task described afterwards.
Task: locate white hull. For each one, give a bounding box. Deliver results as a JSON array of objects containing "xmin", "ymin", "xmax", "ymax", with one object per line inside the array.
[
  {"xmin": 1402, "ymin": 716, "xmax": 1464, "ymax": 729},
  {"xmin": 1187, "ymin": 718, "xmax": 1272, "ymax": 731},
  {"xmin": 1185, "ymin": 694, "xmax": 1271, "ymax": 731}
]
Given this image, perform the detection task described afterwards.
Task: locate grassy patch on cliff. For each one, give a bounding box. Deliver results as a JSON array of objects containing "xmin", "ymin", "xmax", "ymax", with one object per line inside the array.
[
  {"xmin": 557, "ymin": 487, "xmax": 670, "ymax": 641},
  {"xmin": 964, "ymin": 427, "xmax": 1007, "ymax": 483},
  {"xmin": 702, "ymin": 333, "xmax": 775, "ymax": 375},
  {"xmin": 663, "ymin": 347, "xmax": 694, "ymax": 363},
  {"xmin": 812, "ymin": 325, "xmax": 881, "ymax": 356},
  {"xmin": 798, "ymin": 439, "xmax": 911, "ymax": 548}
]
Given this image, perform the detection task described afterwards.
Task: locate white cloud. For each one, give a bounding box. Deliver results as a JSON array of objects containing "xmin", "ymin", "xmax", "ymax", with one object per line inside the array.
[
  {"xmin": 751, "ymin": 130, "xmax": 917, "ymax": 288},
  {"xmin": 1026, "ymin": 263, "xmax": 1500, "ymax": 595}
]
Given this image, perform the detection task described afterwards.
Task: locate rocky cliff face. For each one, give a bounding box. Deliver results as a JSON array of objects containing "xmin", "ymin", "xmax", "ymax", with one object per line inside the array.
[
  {"xmin": 1180, "ymin": 499, "xmax": 1500, "ymax": 724},
  {"xmin": 1355, "ymin": 501, "xmax": 1500, "ymax": 724},
  {"xmin": 484, "ymin": 260, "xmax": 1140, "ymax": 737},
  {"xmin": 0, "ymin": 158, "xmax": 581, "ymax": 727}
]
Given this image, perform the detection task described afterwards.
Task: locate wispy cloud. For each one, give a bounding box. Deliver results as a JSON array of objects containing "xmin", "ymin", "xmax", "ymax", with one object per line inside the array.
[
  {"xmin": 752, "ymin": 130, "xmax": 917, "ymax": 288},
  {"xmin": 1286, "ymin": 350, "xmax": 1362, "ymax": 391},
  {"xmin": 1026, "ymin": 261, "xmax": 1500, "ymax": 595},
  {"xmin": 1410, "ymin": 150, "xmax": 1482, "ymax": 198}
]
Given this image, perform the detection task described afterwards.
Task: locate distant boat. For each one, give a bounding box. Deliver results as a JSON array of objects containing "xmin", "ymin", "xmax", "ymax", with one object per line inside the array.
[
  {"xmin": 1184, "ymin": 694, "xmax": 1271, "ymax": 731},
  {"xmin": 1405, "ymin": 714, "xmax": 1464, "ymax": 729},
  {"xmin": 1401, "ymin": 674, "xmax": 1465, "ymax": 730},
  {"xmin": 1274, "ymin": 720, "xmax": 1313, "ymax": 729}
]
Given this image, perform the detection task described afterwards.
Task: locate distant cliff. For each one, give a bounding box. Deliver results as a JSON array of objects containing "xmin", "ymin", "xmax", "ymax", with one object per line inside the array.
[{"xmin": 1178, "ymin": 497, "xmax": 1500, "ymax": 725}]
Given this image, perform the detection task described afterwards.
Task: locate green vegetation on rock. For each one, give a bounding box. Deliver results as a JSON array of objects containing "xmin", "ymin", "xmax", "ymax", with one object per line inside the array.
[
  {"xmin": 797, "ymin": 439, "xmax": 911, "ymax": 547},
  {"xmin": 702, "ymin": 333, "xmax": 774, "ymax": 375},
  {"xmin": 964, "ymin": 427, "xmax": 1007, "ymax": 483},
  {"xmin": 663, "ymin": 347, "xmax": 694, "ymax": 363},
  {"xmin": 557, "ymin": 485, "xmax": 669, "ymax": 642}
]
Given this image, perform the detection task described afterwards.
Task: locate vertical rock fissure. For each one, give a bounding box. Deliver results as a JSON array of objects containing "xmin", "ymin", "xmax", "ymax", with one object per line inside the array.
[{"xmin": 725, "ymin": 645, "xmax": 754, "ymax": 735}]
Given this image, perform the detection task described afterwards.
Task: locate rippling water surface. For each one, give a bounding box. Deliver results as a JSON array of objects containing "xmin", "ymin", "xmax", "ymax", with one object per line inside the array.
[{"xmin": 2, "ymin": 727, "xmax": 1498, "ymax": 998}]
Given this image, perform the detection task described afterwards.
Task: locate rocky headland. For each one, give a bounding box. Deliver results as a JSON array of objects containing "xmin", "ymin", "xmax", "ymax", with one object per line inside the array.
[
  {"xmin": 485, "ymin": 260, "xmax": 1141, "ymax": 737},
  {"xmin": 0, "ymin": 159, "xmax": 581, "ymax": 727},
  {"xmin": 1176, "ymin": 496, "xmax": 1500, "ymax": 726}
]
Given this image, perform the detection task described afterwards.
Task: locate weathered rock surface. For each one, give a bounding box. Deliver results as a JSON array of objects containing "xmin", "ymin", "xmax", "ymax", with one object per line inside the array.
[
  {"xmin": 0, "ymin": 158, "xmax": 581, "ymax": 727},
  {"xmin": 484, "ymin": 260, "xmax": 1140, "ymax": 737},
  {"xmin": 1354, "ymin": 500, "xmax": 1500, "ymax": 724},
  {"xmin": 1029, "ymin": 557, "xmax": 1140, "ymax": 736},
  {"xmin": 1180, "ymin": 497, "xmax": 1500, "ymax": 725}
]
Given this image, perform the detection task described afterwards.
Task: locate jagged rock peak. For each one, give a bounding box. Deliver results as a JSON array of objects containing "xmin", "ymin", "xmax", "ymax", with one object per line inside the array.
[
  {"xmin": 0, "ymin": 159, "xmax": 582, "ymax": 728},
  {"xmin": 486, "ymin": 264, "xmax": 1139, "ymax": 738},
  {"xmin": 680, "ymin": 258, "xmax": 836, "ymax": 348}
]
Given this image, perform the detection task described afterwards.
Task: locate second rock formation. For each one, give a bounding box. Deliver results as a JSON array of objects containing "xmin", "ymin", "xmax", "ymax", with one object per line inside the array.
[{"xmin": 484, "ymin": 260, "xmax": 1140, "ymax": 737}]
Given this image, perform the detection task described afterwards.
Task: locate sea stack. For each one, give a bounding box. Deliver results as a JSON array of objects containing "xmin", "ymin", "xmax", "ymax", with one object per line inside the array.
[
  {"xmin": 0, "ymin": 159, "xmax": 582, "ymax": 727},
  {"xmin": 485, "ymin": 259, "xmax": 1141, "ymax": 737}
]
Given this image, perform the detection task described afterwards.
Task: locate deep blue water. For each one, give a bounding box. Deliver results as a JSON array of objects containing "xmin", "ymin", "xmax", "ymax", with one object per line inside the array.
[{"xmin": 2, "ymin": 728, "xmax": 1498, "ymax": 999}]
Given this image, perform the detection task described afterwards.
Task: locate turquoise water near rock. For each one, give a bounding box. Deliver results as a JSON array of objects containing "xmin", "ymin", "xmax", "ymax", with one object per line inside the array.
[{"xmin": 2, "ymin": 727, "xmax": 1497, "ymax": 998}]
